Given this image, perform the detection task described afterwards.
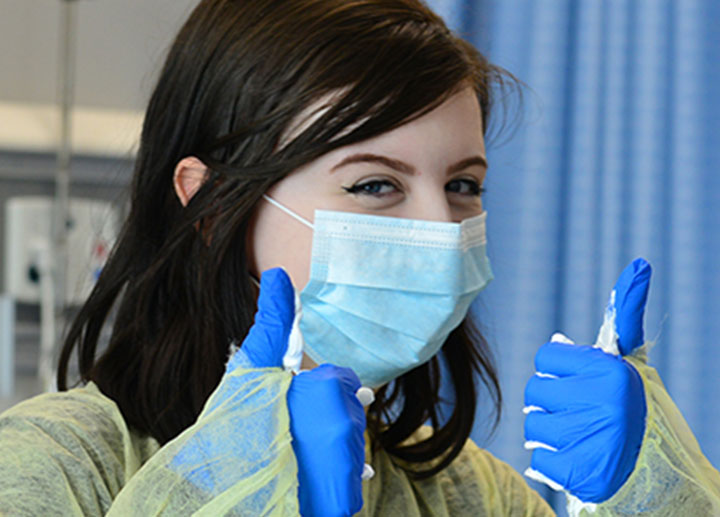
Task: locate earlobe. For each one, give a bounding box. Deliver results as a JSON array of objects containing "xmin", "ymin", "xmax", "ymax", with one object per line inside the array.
[{"xmin": 174, "ymin": 156, "xmax": 209, "ymax": 207}]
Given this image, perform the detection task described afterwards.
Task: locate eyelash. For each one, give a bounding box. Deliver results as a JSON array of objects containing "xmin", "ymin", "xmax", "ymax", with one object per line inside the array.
[{"xmin": 343, "ymin": 179, "xmax": 486, "ymax": 197}]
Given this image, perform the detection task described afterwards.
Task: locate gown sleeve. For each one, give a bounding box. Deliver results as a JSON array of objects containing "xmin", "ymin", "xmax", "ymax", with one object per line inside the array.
[
  {"xmin": 580, "ymin": 349, "xmax": 720, "ymax": 516},
  {"xmin": 106, "ymin": 360, "xmax": 300, "ymax": 516},
  {"xmin": 0, "ymin": 383, "xmax": 148, "ymax": 516},
  {"xmin": 0, "ymin": 360, "xmax": 300, "ymax": 516}
]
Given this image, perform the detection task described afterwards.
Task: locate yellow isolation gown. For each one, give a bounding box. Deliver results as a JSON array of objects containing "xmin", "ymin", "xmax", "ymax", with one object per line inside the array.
[{"xmin": 0, "ymin": 350, "xmax": 718, "ymax": 516}]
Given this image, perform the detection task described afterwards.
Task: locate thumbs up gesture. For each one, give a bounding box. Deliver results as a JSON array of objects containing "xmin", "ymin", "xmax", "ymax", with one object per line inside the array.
[
  {"xmin": 523, "ymin": 259, "xmax": 651, "ymax": 503},
  {"xmin": 242, "ymin": 269, "xmax": 367, "ymax": 516}
]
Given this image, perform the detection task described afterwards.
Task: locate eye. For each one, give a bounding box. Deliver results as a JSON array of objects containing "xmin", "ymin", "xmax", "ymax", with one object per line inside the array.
[
  {"xmin": 343, "ymin": 179, "xmax": 399, "ymax": 197},
  {"xmin": 446, "ymin": 178, "xmax": 485, "ymax": 196}
]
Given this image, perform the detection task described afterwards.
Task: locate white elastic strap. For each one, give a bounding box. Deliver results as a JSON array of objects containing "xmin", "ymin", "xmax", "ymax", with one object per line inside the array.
[
  {"xmin": 550, "ymin": 332, "xmax": 575, "ymax": 345},
  {"xmin": 362, "ymin": 463, "xmax": 375, "ymax": 481},
  {"xmin": 356, "ymin": 386, "xmax": 375, "ymax": 407},
  {"xmin": 524, "ymin": 469, "xmax": 599, "ymax": 516},
  {"xmin": 523, "ymin": 405, "xmax": 545, "ymax": 415},
  {"xmin": 262, "ymin": 195, "xmax": 314, "ymax": 229},
  {"xmin": 567, "ymin": 495, "xmax": 598, "ymax": 515},
  {"xmin": 524, "ymin": 467, "xmax": 564, "ymax": 492},
  {"xmin": 524, "ymin": 441, "xmax": 559, "ymax": 452},
  {"xmin": 354, "ymin": 386, "xmax": 376, "ymax": 481}
]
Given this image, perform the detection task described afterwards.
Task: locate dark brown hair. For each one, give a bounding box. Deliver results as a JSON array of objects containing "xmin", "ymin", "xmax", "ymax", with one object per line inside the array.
[{"xmin": 58, "ymin": 0, "xmax": 514, "ymax": 479}]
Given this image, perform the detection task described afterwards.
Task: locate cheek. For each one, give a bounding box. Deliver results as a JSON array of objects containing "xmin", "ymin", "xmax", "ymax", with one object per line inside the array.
[{"xmin": 246, "ymin": 203, "xmax": 313, "ymax": 290}]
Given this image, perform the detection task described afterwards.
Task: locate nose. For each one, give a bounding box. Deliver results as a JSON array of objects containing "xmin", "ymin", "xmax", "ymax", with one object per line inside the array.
[{"xmin": 410, "ymin": 192, "xmax": 455, "ymax": 223}]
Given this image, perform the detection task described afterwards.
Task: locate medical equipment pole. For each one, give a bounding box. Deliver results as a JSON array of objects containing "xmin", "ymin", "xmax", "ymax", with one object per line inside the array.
[
  {"xmin": 42, "ymin": 0, "xmax": 79, "ymax": 391},
  {"xmin": 0, "ymin": 295, "xmax": 15, "ymax": 399}
]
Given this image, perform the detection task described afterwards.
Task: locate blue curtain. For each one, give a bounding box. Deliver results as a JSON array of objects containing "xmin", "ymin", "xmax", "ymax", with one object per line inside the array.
[{"xmin": 429, "ymin": 0, "xmax": 720, "ymax": 512}]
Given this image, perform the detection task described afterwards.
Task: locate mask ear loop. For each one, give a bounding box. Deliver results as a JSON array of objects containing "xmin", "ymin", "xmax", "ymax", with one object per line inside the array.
[{"xmin": 262, "ymin": 195, "xmax": 314, "ymax": 228}]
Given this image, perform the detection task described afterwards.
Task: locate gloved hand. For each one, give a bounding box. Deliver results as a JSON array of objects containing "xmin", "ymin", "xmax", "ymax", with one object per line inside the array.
[
  {"xmin": 245, "ymin": 268, "xmax": 367, "ymax": 517},
  {"xmin": 236, "ymin": 267, "xmax": 296, "ymax": 369},
  {"xmin": 613, "ymin": 258, "xmax": 652, "ymax": 356},
  {"xmin": 523, "ymin": 258, "xmax": 651, "ymax": 503},
  {"xmin": 288, "ymin": 365, "xmax": 366, "ymax": 517}
]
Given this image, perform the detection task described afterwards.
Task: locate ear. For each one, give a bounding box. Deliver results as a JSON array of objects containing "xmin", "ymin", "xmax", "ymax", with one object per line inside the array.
[{"xmin": 174, "ymin": 156, "xmax": 209, "ymax": 207}]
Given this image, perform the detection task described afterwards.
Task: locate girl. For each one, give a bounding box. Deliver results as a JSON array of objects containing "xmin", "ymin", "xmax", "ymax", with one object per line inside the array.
[{"xmin": 1, "ymin": 1, "xmax": 718, "ymax": 515}]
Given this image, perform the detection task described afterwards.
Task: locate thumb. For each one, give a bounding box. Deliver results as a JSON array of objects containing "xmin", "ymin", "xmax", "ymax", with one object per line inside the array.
[
  {"xmin": 240, "ymin": 267, "xmax": 295, "ymax": 368},
  {"xmin": 613, "ymin": 258, "xmax": 652, "ymax": 355}
]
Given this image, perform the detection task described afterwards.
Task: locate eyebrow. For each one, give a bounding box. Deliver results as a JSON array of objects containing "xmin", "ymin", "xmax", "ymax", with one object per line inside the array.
[{"xmin": 330, "ymin": 153, "xmax": 488, "ymax": 176}]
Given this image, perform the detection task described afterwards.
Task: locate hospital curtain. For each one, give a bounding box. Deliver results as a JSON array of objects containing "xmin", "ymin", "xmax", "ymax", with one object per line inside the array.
[{"xmin": 428, "ymin": 0, "xmax": 720, "ymax": 512}]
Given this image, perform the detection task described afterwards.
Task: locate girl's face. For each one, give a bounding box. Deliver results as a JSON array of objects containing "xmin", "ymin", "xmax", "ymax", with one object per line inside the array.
[{"xmin": 247, "ymin": 85, "xmax": 488, "ymax": 291}]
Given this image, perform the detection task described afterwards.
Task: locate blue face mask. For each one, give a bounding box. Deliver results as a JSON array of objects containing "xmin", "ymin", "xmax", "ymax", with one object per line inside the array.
[{"xmin": 263, "ymin": 195, "xmax": 493, "ymax": 388}]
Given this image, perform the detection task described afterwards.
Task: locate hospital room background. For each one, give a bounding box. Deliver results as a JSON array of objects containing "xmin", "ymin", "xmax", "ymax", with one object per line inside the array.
[{"xmin": 1, "ymin": 1, "xmax": 718, "ymax": 514}]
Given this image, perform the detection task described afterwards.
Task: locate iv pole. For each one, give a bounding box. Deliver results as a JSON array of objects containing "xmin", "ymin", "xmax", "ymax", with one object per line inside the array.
[{"xmin": 39, "ymin": 0, "xmax": 78, "ymax": 391}]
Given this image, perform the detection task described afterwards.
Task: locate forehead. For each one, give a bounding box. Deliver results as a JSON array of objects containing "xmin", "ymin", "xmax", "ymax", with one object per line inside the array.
[
  {"xmin": 335, "ymin": 87, "xmax": 485, "ymax": 164},
  {"xmin": 282, "ymin": 85, "xmax": 485, "ymax": 164}
]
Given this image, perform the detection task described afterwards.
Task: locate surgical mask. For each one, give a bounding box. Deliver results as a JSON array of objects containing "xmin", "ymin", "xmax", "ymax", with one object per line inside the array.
[{"xmin": 263, "ymin": 195, "xmax": 493, "ymax": 388}]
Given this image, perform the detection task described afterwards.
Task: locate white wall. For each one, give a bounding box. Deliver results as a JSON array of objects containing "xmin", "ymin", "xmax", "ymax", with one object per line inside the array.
[
  {"xmin": 0, "ymin": 0, "xmax": 199, "ymax": 155},
  {"xmin": 0, "ymin": 0, "xmax": 198, "ymax": 109}
]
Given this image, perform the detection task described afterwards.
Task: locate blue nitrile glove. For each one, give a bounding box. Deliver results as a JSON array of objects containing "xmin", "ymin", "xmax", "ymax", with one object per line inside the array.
[
  {"xmin": 614, "ymin": 258, "xmax": 652, "ymax": 356},
  {"xmin": 236, "ymin": 267, "xmax": 295, "ymax": 369},
  {"xmin": 523, "ymin": 259, "xmax": 651, "ymax": 503},
  {"xmin": 288, "ymin": 364, "xmax": 366, "ymax": 517}
]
